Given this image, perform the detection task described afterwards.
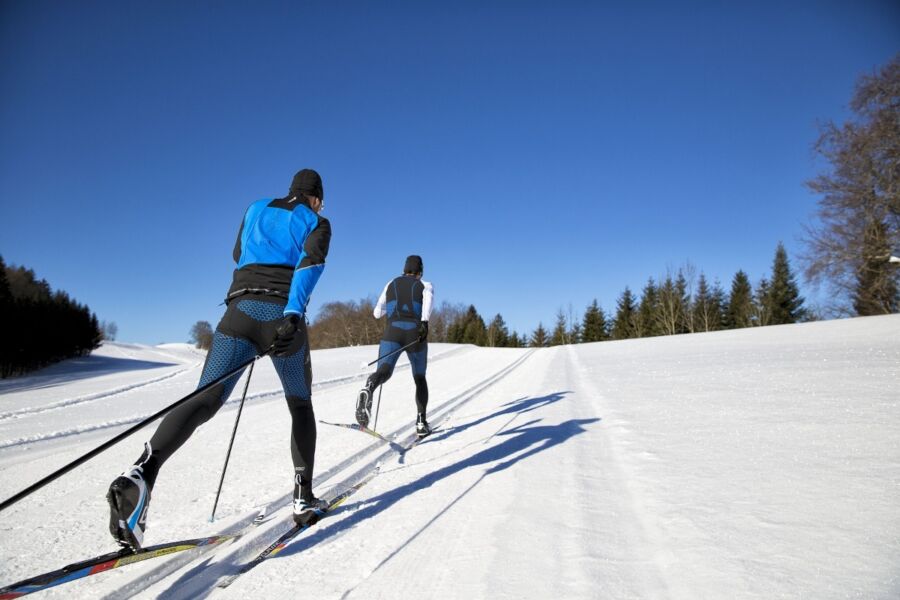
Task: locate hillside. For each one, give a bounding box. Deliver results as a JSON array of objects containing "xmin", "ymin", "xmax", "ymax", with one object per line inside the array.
[{"xmin": 0, "ymin": 316, "xmax": 898, "ymax": 599}]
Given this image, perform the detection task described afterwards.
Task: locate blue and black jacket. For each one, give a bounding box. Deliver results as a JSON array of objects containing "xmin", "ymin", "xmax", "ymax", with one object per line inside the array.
[
  {"xmin": 226, "ymin": 196, "xmax": 331, "ymax": 316},
  {"xmin": 374, "ymin": 275, "xmax": 434, "ymax": 335}
]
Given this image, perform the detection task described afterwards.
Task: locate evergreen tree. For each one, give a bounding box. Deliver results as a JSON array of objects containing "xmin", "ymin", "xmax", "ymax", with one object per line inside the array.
[
  {"xmin": 507, "ymin": 331, "xmax": 522, "ymax": 348},
  {"xmin": 611, "ymin": 287, "xmax": 638, "ymax": 340},
  {"xmin": 692, "ymin": 273, "xmax": 720, "ymax": 332},
  {"xmin": 0, "ymin": 256, "xmax": 9, "ymax": 375},
  {"xmin": 549, "ymin": 310, "xmax": 569, "ymax": 346},
  {"xmin": 581, "ymin": 299, "xmax": 609, "ymax": 342},
  {"xmin": 568, "ymin": 319, "xmax": 582, "ymax": 345},
  {"xmin": 726, "ymin": 270, "xmax": 754, "ymax": 329},
  {"xmin": 0, "ymin": 255, "xmax": 11, "ymax": 305},
  {"xmin": 447, "ymin": 305, "xmax": 487, "ymax": 345},
  {"xmin": 486, "ymin": 313, "xmax": 509, "ymax": 347},
  {"xmin": 710, "ymin": 278, "xmax": 728, "ymax": 330},
  {"xmin": 6, "ymin": 266, "xmax": 52, "ymax": 302},
  {"xmin": 768, "ymin": 242, "xmax": 806, "ymax": 323},
  {"xmin": 462, "ymin": 312, "xmax": 487, "ymax": 345},
  {"xmin": 89, "ymin": 312, "xmax": 103, "ymax": 350},
  {"xmin": 530, "ymin": 322, "xmax": 548, "ymax": 347},
  {"xmin": 636, "ymin": 278, "xmax": 659, "ymax": 337},
  {"xmin": 1, "ymin": 260, "xmax": 101, "ymax": 377}
]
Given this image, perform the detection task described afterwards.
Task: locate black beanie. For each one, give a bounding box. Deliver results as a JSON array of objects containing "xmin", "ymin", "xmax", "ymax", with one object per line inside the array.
[
  {"xmin": 404, "ymin": 255, "xmax": 423, "ymax": 274},
  {"xmin": 290, "ymin": 169, "xmax": 324, "ymax": 201}
]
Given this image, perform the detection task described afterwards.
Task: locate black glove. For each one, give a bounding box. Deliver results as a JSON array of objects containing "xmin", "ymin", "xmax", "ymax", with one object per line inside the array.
[
  {"xmin": 417, "ymin": 321, "xmax": 429, "ymax": 343},
  {"xmin": 272, "ymin": 314, "xmax": 301, "ymax": 356}
]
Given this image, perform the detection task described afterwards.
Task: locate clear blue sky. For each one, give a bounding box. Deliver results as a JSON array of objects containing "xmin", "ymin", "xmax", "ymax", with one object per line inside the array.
[{"xmin": 1, "ymin": 1, "xmax": 898, "ymax": 344}]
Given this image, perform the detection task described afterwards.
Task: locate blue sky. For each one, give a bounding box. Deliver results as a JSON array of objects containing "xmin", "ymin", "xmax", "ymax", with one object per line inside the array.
[{"xmin": 1, "ymin": 1, "xmax": 898, "ymax": 344}]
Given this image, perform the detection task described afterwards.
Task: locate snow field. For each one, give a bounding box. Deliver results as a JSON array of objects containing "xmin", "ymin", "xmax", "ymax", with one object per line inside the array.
[{"xmin": 0, "ymin": 316, "xmax": 898, "ymax": 599}]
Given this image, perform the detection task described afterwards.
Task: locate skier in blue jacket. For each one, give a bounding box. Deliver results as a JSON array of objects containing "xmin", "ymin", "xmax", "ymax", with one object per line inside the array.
[{"xmin": 107, "ymin": 169, "xmax": 331, "ymax": 550}]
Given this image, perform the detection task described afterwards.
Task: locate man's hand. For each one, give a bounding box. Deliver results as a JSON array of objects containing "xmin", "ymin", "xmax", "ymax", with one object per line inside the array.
[
  {"xmin": 417, "ymin": 321, "xmax": 429, "ymax": 343},
  {"xmin": 272, "ymin": 314, "xmax": 301, "ymax": 356}
]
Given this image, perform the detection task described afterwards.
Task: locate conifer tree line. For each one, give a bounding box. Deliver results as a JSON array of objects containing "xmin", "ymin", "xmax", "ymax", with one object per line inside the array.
[
  {"xmin": 482, "ymin": 241, "xmax": 807, "ymax": 347},
  {"xmin": 597, "ymin": 243, "xmax": 807, "ymax": 344},
  {"xmin": 305, "ymin": 242, "xmax": 807, "ymax": 350},
  {"xmin": 0, "ymin": 255, "xmax": 102, "ymax": 378}
]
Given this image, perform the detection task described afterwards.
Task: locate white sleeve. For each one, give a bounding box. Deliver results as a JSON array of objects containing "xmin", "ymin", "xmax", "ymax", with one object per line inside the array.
[
  {"xmin": 373, "ymin": 282, "xmax": 390, "ymax": 319},
  {"xmin": 421, "ymin": 280, "xmax": 434, "ymax": 321}
]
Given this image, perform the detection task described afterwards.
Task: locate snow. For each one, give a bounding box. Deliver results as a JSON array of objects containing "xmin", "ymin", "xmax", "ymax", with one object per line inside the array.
[{"xmin": 1, "ymin": 316, "xmax": 898, "ymax": 599}]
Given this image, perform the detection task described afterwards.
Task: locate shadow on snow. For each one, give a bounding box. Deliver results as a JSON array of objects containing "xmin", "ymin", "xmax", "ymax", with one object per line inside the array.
[
  {"xmin": 280, "ymin": 391, "xmax": 598, "ymax": 560},
  {"xmin": 157, "ymin": 391, "xmax": 598, "ymax": 598},
  {"xmin": 0, "ymin": 354, "xmax": 179, "ymax": 394}
]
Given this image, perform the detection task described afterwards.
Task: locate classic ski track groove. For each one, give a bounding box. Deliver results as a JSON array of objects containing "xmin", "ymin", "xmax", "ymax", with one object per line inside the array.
[
  {"xmin": 0, "ymin": 346, "xmax": 473, "ymax": 450},
  {"xmin": 0, "ymin": 364, "xmax": 201, "ymax": 423},
  {"xmin": 106, "ymin": 348, "xmax": 535, "ymax": 599},
  {"xmin": 0, "ymin": 348, "xmax": 531, "ymax": 598}
]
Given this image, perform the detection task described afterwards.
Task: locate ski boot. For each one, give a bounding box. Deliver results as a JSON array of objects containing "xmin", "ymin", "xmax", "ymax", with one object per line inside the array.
[
  {"xmin": 293, "ymin": 490, "xmax": 328, "ymax": 526},
  {"xmin": 107, "ymin": 465, "xmax": 151, "ymax": 551},
  {"xmin": 355, "ymin": 382, "xmax": 376, "ymax": 427},
  {"xmin": 416, "ymin": 413, "xmax": 432, "ymax": 438}
]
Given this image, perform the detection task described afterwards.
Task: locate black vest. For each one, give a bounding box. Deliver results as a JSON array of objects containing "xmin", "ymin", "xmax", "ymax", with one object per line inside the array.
[{"xmin": 384, "ymin": 275, "xmax": 424, "ymax": 323}]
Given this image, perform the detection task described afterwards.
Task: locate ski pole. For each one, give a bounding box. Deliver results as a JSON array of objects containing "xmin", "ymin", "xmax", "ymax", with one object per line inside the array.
[
  {"xmin": 372, "ymin": 385, "xmax": 383, "ymax": 431},
  {"xmin": 0, "ymin": 349, "xmax": 269, "ymax": 514},
  {"xmin": 366, "ymin": 339, "xmax": 418, "ymax": 367},
  {"xmin": 209, "ymin": 358, "xmax": 256, "ymax": 522}
]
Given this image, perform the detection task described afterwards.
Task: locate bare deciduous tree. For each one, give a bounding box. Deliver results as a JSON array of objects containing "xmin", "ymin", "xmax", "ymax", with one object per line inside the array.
[
  {"xmin": 189, "ymin": 321, "xmax": 214, "ymax": 350},
  {"xmin": 308, "ymin": 298, "xmax": 381, "ymax": 349},
  {"xmin": 100, "ymin": 320, "xmax": 118, "ymax": 341},
  {"xmin": 803, "ymin": 54, "xmax": 900, "ymax": 315}
]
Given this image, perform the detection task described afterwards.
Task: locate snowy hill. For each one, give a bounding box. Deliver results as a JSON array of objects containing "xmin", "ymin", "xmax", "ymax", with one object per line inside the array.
[{"xmin": 0, "ymin": 316, "xmax": 898, "ymax": 599}]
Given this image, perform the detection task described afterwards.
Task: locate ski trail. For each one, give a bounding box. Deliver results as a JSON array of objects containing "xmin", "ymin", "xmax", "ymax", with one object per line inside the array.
[
  {"xmin": 110, "ymin": 349, "xmax": 535, "ymax": 600},
  {"xmin": 0, "ymin": 364, "xmax": 201, "ymax": 422},
  {"xmin": 0, "ymin": 346, "xmax": 477, "ymax": 449}
]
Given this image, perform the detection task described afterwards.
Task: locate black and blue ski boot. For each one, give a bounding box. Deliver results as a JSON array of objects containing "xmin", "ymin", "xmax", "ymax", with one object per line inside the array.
[{"xmin": 107, "ymin": 465, "xmax": 151, "ymax": 551}]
